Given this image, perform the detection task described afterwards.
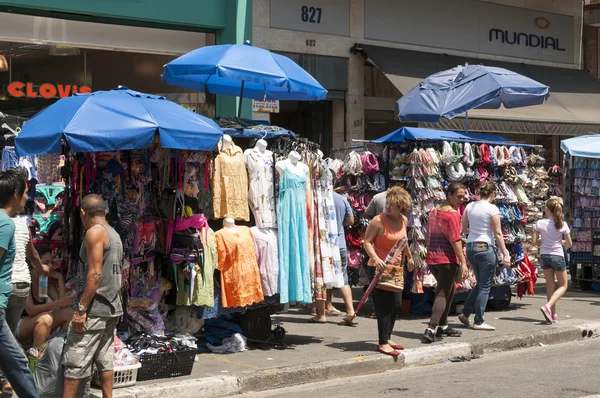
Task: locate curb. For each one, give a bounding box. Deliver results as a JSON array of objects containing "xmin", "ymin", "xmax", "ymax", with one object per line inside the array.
[{"xmin": 95, "ymin": 320, "xmax": 599, "ymax": 398}]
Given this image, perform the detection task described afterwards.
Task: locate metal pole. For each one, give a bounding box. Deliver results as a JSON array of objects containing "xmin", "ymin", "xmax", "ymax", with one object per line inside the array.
[
  {"xmin": 8, "ymin": 44, "xmax": 11, "ymax": 83},
  {"xmin": 465, "ymin": 111, "xmax": 469, "ymax": 132},
  {"xmin": 237, "ymin": 80, "xmax": 245, "ymax": 117},
  {"xmin": 84, "ymin": 49, "xmax": 87, "ymax": 86}
]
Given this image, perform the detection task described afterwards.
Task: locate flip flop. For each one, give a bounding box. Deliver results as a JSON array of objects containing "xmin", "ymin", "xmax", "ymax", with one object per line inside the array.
[
  {"xmin": 377, "ymin": 347, "xmax": 399, "ymax": 357},
  {"xmin": 307, "ymin": 317, "xmax": 326, "ymax": 324},
  {"xmin": 337, "ymin": 317, "xmax": 357, "ymax": 327}
]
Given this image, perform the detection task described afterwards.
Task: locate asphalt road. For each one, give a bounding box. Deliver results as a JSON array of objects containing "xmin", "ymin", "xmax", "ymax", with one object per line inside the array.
[{"xmin": 237, "ymin": 338, "xmax": 600, "ymax": 398}]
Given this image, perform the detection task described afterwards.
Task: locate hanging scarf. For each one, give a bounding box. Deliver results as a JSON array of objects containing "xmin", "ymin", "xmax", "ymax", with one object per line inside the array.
[
  {"xmin": 479, "ymin": 144, "xmax": 491, "ymax": 165},
  {"xmin": 463, "ymin": 143, "xmax": 475, "ymax": 167},
  {"xmin": 441, "ymin": 142, "xmax": 454, "ymax": 165}
]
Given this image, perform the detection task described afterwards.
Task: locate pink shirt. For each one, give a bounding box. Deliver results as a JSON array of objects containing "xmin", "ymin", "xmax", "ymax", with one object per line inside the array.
[{"xmin": 534, "ymin": 219, "xmax": 570, "ymax": 257}]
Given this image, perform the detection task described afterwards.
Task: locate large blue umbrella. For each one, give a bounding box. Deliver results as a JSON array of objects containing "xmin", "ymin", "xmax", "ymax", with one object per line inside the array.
[
  {"xmin": 561, "ymin": 135, "xmax": 600, "ymax": 158},
  {"xmin": 397, "ymin": 64, "xmax": 549, "ymax": 126},
  {"xmin": 163, "ymin": 43, "xmax": 327, "ymax": 115},
  {"xmin": 372, "ymin": 126, "xmax": 532, "ymax": 146},
  {"xmin": 15, "ymin": 87, "xmax": 223, "ymax": 156}
]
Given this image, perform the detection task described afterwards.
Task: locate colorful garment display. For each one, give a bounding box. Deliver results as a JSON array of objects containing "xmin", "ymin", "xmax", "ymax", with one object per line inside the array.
[
  {"xmin": 175, "ymin": 229, "xmax": 217, "ymax": 307},
  {"xmin": 212, "ymin": 144, "xmax": 249, "ymax": 221},
  {"xmin": 244, "ymin": 148, "xmax": 277, "ymax": 228},
  {"xmin": 250, "ymin": 227, "xmax": 279, "ymax": 297},
  {"xmin": 278, "ymin": 167, "xmax": 312, "ymax": 304},
  {"xmin": 216, "ymin": 226, "xmax": 264, "ymax": 308}
]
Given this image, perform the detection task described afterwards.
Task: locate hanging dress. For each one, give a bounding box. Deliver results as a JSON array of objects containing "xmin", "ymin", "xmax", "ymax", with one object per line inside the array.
[
  {"xmin": 278, "ymin": 167, "xmax": 312, "ymax": 304},
  {"xmin": 244, "ymin": 148, "xmax": 277, "ymax": 228}
]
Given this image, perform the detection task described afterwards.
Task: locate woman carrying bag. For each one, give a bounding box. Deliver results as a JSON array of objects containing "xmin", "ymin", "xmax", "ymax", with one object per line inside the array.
[
  {"xmin": 421, "ymin": 183, "xmax": 468, "ymax": 344},
  {"xmin": 363, "ymin": 187, "xmax": 413, "ymax": 357}
]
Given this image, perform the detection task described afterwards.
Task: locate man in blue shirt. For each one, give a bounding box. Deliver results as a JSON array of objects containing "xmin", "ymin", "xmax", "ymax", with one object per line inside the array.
[{"xmin": 0, "ymin": 168, "xmax": 39, "ymax": 398}]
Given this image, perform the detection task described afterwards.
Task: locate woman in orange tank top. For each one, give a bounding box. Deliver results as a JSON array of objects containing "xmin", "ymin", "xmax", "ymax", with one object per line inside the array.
[{"xmin": 364, "ymin": 187, "xmax": 414, "ymax": 356}]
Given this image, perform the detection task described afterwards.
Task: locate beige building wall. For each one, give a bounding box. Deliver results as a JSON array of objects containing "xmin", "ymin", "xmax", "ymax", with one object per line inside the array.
[{"xmin": 253, "ymin": 0, "xmax": 583, "ymax": 147}]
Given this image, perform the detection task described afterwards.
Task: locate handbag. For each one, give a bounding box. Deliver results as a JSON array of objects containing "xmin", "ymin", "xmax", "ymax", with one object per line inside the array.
[{"xmin": 376, "ymin": 236, "xmax": 407, "ymax": 292}]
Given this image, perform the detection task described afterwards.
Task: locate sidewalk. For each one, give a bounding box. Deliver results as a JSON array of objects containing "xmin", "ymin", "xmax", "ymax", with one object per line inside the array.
[{"xmin": 98, "ymin": 278, "xmax": 600, "ymax": 398}]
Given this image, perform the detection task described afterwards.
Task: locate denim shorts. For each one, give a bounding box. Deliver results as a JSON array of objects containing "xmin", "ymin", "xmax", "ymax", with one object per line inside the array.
[{"xmin": 540, "ymin": 254, "xmax": 566, "ymax": 271}]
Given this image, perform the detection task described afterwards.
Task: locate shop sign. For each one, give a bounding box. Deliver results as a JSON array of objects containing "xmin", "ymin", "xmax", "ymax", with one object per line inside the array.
[
  {"xmin": 252, "ymin": 100, "xmax": 280, "ymax": 113},
  {"xmin": 7, "ymin": 82, "xmax": 92, "ymax": 99},
  {"xmin": 270, "ymin": 0, "xmax": 349, "ymax": 36},
  {"xmin": 364, "ymin": 0, "xmax": 575, "ymax": 65}
]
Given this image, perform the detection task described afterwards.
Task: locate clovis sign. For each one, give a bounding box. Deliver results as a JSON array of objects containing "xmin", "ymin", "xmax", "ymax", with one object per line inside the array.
[{"xmin": 7, "ymin": 82, "xmax": 92, "ymax": 99}]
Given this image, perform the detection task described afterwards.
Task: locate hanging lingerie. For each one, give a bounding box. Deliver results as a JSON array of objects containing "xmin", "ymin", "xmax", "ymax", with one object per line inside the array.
[
  {"xmin": 32, "ymin": 213, "xmax": 61, "ymax": 235},
  {"xmin": 36, "ymin": 184, "xmax": 65, "ymax": 207}
]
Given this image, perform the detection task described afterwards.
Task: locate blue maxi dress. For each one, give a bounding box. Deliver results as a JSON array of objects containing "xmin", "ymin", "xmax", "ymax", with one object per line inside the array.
[{"xmin": 277, "ymin": 168, "xmax": 312, "ymax": 304}]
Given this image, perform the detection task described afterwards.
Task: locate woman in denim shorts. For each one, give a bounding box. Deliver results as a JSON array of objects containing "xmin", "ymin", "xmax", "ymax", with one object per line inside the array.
[{"xmin": 533, "ymin": 198, "xmax": 572, "ymax": 323}]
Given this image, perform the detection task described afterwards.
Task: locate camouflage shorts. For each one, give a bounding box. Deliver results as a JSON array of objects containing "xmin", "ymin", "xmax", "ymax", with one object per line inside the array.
[{"xmin": 62, "ymin": 316, "xmax": 118, "ymax": 379}]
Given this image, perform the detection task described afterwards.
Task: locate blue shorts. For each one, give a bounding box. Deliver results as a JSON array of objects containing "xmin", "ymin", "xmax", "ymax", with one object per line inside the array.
[{"xmin": 540, "ymin": 254, "xmax": 566, "ymax": 272}]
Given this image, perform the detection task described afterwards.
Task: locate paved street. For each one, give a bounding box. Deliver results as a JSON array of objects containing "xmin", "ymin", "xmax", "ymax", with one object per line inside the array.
[{"xmin": 237, "ymin": 338, "xmax": 600, "ymax": 398}]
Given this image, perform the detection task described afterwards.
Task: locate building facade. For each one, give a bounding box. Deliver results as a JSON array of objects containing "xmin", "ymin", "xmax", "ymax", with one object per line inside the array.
[
  {"xmin": 0, "ymin": 0, "xmax": 252, "ymax": 118},
  {"xmin": 254, "ymin": 0, "xmax": 600, "ymax": 159}
]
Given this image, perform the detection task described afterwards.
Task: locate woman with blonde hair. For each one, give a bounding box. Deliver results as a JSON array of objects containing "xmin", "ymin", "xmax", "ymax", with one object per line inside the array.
[
  {"xmin": 364, "ymin": 186, "xmax": 414, "ymax": 356},
  {"xmin": 533, "ymin": 198, "xmax": 572, "ymax": 323}
]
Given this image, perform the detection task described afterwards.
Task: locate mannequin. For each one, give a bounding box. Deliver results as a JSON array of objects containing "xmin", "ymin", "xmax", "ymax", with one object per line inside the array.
[
  {"xmin": 255, "ymin": 139, "xmax": 268, "ymax": 153},
  {"xmin": 222, "ymin": 134, "xmax": 233, "ymax": 150},
  {"xmin": 223, "ymin": 217, "xmax": 237, "ymax": 232},
  {"xmin": 213, "ymin": 134, "xmax": 250, "ymax": 220},
  {"xmin": 275, "ymin": 151, "xmax": 307, "ymax": 179},
  {"xmin": 244, "ymin": 140, "xmax": 277, "ymax": 228}
]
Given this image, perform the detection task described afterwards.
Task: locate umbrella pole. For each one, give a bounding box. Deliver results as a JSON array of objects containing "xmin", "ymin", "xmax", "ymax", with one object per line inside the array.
[
  {"xmin": 465, "ymin": 111, "xmax": 469, "ymax": 132},
  {"xmin": 238, "ymin": 80, "xmax": 245, "ymax": 118}
]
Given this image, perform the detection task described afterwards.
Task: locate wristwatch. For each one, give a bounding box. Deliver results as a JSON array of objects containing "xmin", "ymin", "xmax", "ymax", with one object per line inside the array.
[{"xmin": 77, "ymin": 303, "xmax": 87, "ymax": 315}]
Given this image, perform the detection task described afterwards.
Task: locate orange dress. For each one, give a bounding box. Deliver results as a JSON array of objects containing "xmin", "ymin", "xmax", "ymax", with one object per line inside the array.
[
  {"xmin": 216, "ymin": 226, "xmax": 264, "ymax": 308},
  {"xmin": 368, "ymin": 214, "xmax": 407, "ymax": 267}
]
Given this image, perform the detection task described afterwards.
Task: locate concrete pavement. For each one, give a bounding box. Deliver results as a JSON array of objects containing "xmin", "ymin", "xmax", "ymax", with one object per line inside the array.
[
  {"xmin": 95, "ymin": 278, "xmax": 600, "ymax": 398},
  {"xmin": 237, "ymin": 338, "xmax": 600, "ymax": 397}
]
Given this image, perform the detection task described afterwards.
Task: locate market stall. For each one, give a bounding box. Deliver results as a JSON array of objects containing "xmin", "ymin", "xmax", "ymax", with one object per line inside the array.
[
  {"xmin": 561, "ymin": 135, "xmax": 600, "ymax": 290},
  {"xmin": 328, "ymin": 127, "xmax": 547, "ymax": 313}
]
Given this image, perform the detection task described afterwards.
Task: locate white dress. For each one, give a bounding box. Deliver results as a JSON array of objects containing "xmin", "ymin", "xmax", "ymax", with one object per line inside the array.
[
  {"xmin": 244, "ymin": 148, "xmax": 277, "ymax": 228},
  {"xmin": 250, "ymin": 227, "xmax": 279, "ymax": 296}
]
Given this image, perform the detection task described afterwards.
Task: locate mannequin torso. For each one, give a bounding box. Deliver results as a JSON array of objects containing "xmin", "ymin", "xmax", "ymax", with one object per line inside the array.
[{"xmin": 275, "ymin": 151, "xmax": 308, "ymax": 179}]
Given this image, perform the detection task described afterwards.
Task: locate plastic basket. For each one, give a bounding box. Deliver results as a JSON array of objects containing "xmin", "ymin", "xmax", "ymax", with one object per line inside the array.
[
  {"xmin": 136, "ymin": 349, "xmax": 196, "ymax": 381},
  {"xmin": 92, "ymin": 363, "xmax": 141, "ymax": 389}
]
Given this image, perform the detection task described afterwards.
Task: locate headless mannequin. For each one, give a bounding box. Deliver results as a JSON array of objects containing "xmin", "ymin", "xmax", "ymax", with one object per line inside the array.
[
  {"xmin": 223, "ymin": 217, "xmax": 237, "ymax": 232},
  {"xmin": 276, "ymin": 151, "xmax": 307, "ymax": 179},
  {"xmin": 255, "ymin": 139, "xmax": 268, "ymax": 153},
  {"xmin": 222, "ymin": 134, "xmax": 233, "ymax": 150}
]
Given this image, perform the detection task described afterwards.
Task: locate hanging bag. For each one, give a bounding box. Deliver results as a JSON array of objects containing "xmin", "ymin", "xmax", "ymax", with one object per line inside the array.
[{"xmin": 376, "ymin": 236, "xmax": 408, "ymax": 292}]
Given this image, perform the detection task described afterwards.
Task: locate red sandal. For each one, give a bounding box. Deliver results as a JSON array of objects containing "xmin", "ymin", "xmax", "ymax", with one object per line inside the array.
[
  {"xmin": 377, "ymin": 347, "xmax": 399, "ymax": 357},
  {"xmin": 390, "ymin": 344, "xmax": 405, "ymax": 350}
]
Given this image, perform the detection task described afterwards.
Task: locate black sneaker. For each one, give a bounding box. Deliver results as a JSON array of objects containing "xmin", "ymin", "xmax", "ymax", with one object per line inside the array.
[
  {"xmin": 421, "ymin": 329, "xmax": 436, "ymax": 344},
  {"xmin": 436, "ymin": 327, "xmax": 462, "ymax": 338}
]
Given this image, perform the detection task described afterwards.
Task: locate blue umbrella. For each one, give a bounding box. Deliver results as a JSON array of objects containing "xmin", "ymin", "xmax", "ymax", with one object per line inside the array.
[
  {"xmin": 15, "ymin": 87, "xmax": 223, "ymax": 156},
  {"xmin": 163, "ymin": 43, "xmax": 327, "ymax": 115},
  {"xmin": 561, "ymin": 135, "xmax": 600, "ymax": 159},
  {"xmin": 397, "ymin": 64, "xmax": 549, "ymax": 128}
]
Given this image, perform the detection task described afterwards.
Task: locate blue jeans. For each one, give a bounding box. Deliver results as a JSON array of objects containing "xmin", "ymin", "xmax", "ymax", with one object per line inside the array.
[
  {"xmin": 462, "ymin": 243, "xmax": 497, "ymax": 325},
  {"xmin": 0, "ymin": 309, "xmax": 40, "ymax": 398},
  {"xmin": 540, "ymin": 254, "xmax": 566, "ymax": 272}
]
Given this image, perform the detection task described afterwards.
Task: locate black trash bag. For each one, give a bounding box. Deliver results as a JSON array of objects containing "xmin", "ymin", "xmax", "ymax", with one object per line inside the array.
[{"xmin": 33, "ymin": 332, "xmax": 90, "ymax": 398}]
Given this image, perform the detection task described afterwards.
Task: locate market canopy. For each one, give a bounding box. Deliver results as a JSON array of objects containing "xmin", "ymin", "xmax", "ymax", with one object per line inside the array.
[
  {"xmin": 221, "ymin": 127, "xmax": 295, "ymax": 140},
  {"xmin": 561, "ymin": 135, "xmax": 600, "ymax": 158},
  {"xmin": 360, "ymin": 44, "xmax": 600, "ymax": 136},
  {"xmin": 162, "ymin": 43, "xmax": 328, "ymax": 101},
  {"xmin": 15, "ymin": 87, "xmax": 223, "ymax": 156},
  {"xmin": 372, "ymin": 126, "xmax": 533, "ymax": 146},
  {"xmin": 396, "ymin": 64, "xmax": 549, "ymax": 123}
]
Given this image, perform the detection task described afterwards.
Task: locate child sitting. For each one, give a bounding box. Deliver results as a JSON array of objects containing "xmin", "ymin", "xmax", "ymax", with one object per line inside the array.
[{"xmin": 15, "ymin": 246, "xmax": 75, "ymax": 357}]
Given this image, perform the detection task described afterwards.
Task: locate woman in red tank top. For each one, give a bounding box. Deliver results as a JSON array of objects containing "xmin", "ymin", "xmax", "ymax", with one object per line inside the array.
[{"xmin": 364, "ymin": 187, "xmax": 413, "ymax": 356}]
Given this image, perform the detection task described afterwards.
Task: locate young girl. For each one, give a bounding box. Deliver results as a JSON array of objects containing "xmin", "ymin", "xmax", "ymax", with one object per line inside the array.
[{"xmin": 532, "ymin": 198, "xmax": 572, "ymax": 323}]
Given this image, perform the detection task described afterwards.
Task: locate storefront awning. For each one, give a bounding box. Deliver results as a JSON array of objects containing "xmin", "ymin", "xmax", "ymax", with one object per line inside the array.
[{"xmin": 360, "ymin": 44, "xmax": 600, "ymax": 136}]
